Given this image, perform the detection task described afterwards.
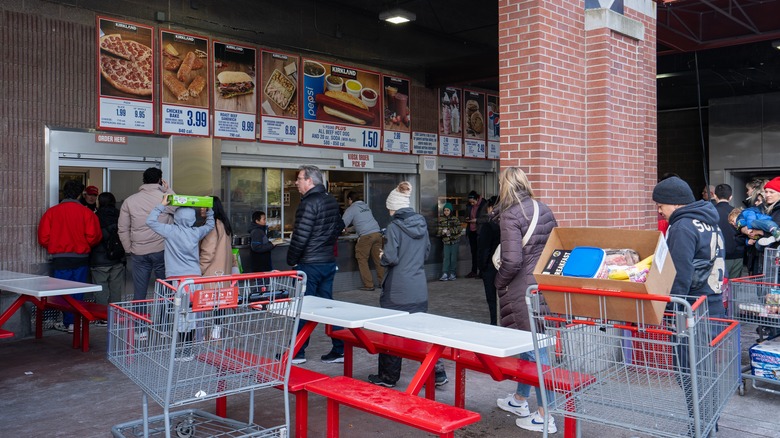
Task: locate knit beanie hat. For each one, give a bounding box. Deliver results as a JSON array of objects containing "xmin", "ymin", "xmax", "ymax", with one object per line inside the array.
[
  {"xmin": 652, "ymin": 177, "xmax": 695, "ymax": 205},
  {"xmin": 386, "ymin": 181, "xmax": 412, "ymax": 211},
  {"xmin": 764, "ymin": 177, "xmax": 780, "ymax": 193},
  {"xmin": 442, "ymin": 202, "xmax": 453, "ymax": 212}
]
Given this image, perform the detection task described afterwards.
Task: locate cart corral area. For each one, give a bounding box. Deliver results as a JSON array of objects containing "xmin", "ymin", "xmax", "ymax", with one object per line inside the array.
[{"xmin": 1, "ymin": 278, "xmax": 779, "ymax": 437}]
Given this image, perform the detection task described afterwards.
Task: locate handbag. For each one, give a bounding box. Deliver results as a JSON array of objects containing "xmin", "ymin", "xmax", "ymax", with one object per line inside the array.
[{"xmin": 492, "ymin": 199, "xmax": 539, "ymax": 270}]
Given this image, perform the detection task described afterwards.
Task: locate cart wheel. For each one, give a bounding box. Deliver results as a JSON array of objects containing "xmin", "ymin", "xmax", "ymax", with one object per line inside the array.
[
  {"xmin": 738, "ymin": 380, "xmax": 745, "ymax": 396},
  {"xmin": 175, "ymin": 419, "xmax": 195, "ymax": 438}
]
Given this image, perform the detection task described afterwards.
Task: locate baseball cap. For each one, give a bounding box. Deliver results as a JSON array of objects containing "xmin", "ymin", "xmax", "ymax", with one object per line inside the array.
[{"xmin": 85, "ymin": 186, "xmax": 99, "ymax": 195}]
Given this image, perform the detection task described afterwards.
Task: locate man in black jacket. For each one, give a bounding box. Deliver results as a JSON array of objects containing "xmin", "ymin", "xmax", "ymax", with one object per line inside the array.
[
  {"xmin": 713, "ymin": 184, "xmax": 745, "ymax": 280},
  {"xmin": 287, "ymin": 165, "xmax": 345, "ymax": 364}
]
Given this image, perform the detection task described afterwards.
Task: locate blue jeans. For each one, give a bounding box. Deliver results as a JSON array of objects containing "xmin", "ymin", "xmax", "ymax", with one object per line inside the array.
[
  {"xmin": 131, "ymin": 251, "xmax": 166, "ymax": 301},
  {"xmin": 442, "ymin": 243, "xmax": 459, "ymax": 276},
  {"xmin": 516, "ymin": 347, "xmax": 555, "ymax": 410},
  {"xmin": 749, "ymin": 219, "xmax": 778, "ymax": 235},
  {"xmin": 296, "ymin": 262, "xmax": 343, "ymax": 355},
  {"xmin": 53, "ymin": 265, "xmax": 89, "ymax": 326}
]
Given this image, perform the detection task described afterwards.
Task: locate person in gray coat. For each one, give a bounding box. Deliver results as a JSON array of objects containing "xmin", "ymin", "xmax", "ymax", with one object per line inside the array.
[
  {"xmin": 367, "ymin": 181, "xmax": 448, "ymax": 387},
  {"xmin": 493, "ymin": 167, "xmax": 558, "ymax": 434}
]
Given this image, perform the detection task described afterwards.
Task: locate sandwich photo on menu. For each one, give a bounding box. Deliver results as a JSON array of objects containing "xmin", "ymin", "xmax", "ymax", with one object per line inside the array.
[{"xmin": 217, "ymin": 71, "xmax": 255, "ymax": 98}]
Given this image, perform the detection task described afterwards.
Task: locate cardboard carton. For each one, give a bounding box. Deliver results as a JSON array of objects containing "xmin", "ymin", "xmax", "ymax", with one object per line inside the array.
[
  {"xmin": 533, "ymin": 228, "xmax": 676, "ymax": 325},
  {"xmin": 167, "ymin": 194, "xmax": 213, "ymax": 208},
  {"xmin": 750, "ymin": 338, "xmax": 780, "ymax": 381}
]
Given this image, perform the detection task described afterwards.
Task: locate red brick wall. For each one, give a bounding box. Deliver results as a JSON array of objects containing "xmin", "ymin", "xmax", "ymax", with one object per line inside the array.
[{"xmin": 499, "ymin": 0, "xmax": 657, "ymax": 229}]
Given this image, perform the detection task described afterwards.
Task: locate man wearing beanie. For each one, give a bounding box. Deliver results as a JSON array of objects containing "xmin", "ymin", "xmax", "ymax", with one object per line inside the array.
[
  {"xmin": 368, "ymin": 181, "xmax": 448, "ymax": 388},
  {"xmin": 652, "ymin": 176, "xmax": 726, "ymax": 316}
]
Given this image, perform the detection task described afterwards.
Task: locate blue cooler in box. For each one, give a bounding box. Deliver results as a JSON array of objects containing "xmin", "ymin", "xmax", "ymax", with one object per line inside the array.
[{"xmin": 562, "ymin": 246, "xmax": 607, "ymax": 278}]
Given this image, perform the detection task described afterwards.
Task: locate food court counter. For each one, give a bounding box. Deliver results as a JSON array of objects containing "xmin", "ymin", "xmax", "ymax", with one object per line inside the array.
[{"xmin": 233, "ymin": 233, "xmax": 467, "ymax": 292}]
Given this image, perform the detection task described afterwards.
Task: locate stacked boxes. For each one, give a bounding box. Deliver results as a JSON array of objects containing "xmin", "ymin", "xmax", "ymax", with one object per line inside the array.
[{"xmin": 750, "ymin": 337, "xmax": 780, "ymax": 380}]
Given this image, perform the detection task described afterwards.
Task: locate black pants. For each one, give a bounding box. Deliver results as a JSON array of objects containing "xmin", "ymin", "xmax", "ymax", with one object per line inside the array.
[
  {"xmin": 467, "ymin": 230, "xmax": 479, "ymax": 274},
  {"xmin": 482, "ymin": 266, "xmax": 498, "ymax": 325}
]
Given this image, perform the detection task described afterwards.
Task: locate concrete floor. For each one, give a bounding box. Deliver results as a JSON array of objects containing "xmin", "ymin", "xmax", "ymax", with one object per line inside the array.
[{"xmin": 2, "ymin": 277, "xmax": 780, "ymax": 437}]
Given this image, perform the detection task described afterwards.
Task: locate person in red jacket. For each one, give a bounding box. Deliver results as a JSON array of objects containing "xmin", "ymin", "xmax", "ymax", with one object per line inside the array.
[{"xmin": 38, "ymin": 180, "xmax": 102, "ymax": 333}]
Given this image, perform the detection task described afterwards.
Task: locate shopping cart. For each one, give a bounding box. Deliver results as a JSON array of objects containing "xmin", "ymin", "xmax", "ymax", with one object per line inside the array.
[
  {"xmin": 108, "ymin": 271, "xmax": 306, "ymax": 438},
  {"xmin": 728, "ymin": 247, "xmax": 780, "ymax": 396},
  {"xmin": 527, "ymin": 284, "xmax": 740, "ymax": 438}
]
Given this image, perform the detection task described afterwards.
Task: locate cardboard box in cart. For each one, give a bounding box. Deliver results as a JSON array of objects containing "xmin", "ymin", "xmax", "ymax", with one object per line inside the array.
[{"xmin": 533, "ymin": 228, "xmax": 677, "ymax": 325}]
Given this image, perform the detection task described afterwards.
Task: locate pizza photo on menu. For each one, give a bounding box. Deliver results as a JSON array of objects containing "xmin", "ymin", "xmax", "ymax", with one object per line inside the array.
[{"xmin": 99, "ymin": 33, "xmax": 153, "ymax": 99}]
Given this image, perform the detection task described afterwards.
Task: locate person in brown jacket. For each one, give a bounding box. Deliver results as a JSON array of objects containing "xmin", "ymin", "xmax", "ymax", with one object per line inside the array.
[{"xmin": 199, "ymin": 196, "xmax": 238, "ymax": 277}]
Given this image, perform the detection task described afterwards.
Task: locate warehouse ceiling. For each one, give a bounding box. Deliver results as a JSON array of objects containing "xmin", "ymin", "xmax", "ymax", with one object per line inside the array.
[{"xmin": 50, "ymin": 0, "xmax": 780, "ymax": 110}]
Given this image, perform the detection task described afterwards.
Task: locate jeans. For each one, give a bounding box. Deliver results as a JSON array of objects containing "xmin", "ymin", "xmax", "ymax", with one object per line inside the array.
[
  {"xmin": 53, "ymin": 265, "xmax": 89, "ymax": 326},
  {"xmin": 91, "ymin": 263, "xmax": 126, "ymax": 305},
  {"xmin": 442, "ymin": 243, "xmax": 459, "ymax": 276},
  {"xmin": 748, "ymin": 218, "xmax": 778, "ymax": 235},
  {"xmin": 516, "ymin": 347, "xmax": 555, "ymax": 410},
  {"xmin": 131, "ymin": 251, "xmax": 166, "ymax": 301},
  {"xmin": 296, "ymin": 262, "xmax": 343, "ymax": 355}
]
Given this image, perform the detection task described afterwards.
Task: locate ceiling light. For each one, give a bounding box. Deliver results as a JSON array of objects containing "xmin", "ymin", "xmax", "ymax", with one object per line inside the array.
[{"xmin": 379, "ymin": 8, "xmax": 416, "ymax": 24}]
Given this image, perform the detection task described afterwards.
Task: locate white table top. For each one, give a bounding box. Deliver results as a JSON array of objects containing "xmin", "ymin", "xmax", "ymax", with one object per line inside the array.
[
  {"xmin": 0, "ymin": 270, "xmax": 45, "ymax": 281},
  {"xmin": 363, "ymin": 312, "xmax": 538, "ymax": 357},
  {"xmin": 0, "ymin": 276, "xmax": 101, "ymax": 298},
  {"xmin": 299, "ymin": 296, "xmax": 408, "ymax": 328}
]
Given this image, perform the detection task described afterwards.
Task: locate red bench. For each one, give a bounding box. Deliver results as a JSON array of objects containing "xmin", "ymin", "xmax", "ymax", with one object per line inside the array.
[
  {"xmin": 45, "ymin": 297, "xmax": 107, "ymax": 352},
  {"xmin": 306, "ymin": 375, "xmax": 481, "ymax": 438},
  {"xmin": 0, "ymin": 329, "xmax": 14, "ymax": 339},
  {"xmin": 329, "ymin": 327, "xmax": 595, "ymax": 438},
  {"xmin": 198, "ymin": 349, "xmax": 329, "ymax": 438}
]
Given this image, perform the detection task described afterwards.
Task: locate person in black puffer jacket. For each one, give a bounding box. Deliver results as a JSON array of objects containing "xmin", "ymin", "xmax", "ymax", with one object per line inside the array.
[
  {"xmin": 90, "ymin": 192, "xmax": 126, "ymax": 308},
  {"xmin": 287, "ymin": 165, "xmax": 345, "ymax": 364}
]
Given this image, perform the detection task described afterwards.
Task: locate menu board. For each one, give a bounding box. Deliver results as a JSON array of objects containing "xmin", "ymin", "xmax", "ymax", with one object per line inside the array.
[
  {"xmin": 259, "ymin": 50, "xmax": 300, "ymax": 144},
  {"xmin": 438, "ymin": 87, "xmax": 463, "ymax": 156},
  {"xmin": 486, "ymin": 94, "xmax": 500, "ymax": 159},
  {"xmin": 159, "ymin": 30, "xmax": 210, "ymax": 136},
  {"xmin": 382, "ymin": 75, "xmax": 411, "ymax": 153},
  {"xmin": 463, "ymin": 90, "xmax": 486, "ymax": 159},
  {"xmin": 96, "ymin": 17, "xmax": 155, "ymax": 133},
  {"xmin": 213, "ymin": 41, "xmax": 257, "ymax": 140},
  {"xmin": 412, "ymin": 132, "xmax": 438, "ymax": 155},
  {"xmin": 301, "ymin": 59, "xmax": 382, "ymax": 150}
]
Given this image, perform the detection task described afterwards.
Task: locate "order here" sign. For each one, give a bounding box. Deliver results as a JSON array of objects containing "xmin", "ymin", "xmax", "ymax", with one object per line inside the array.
[{"xmin": 343, "ymin": 152, "xmax": 374, "ymax": 169}]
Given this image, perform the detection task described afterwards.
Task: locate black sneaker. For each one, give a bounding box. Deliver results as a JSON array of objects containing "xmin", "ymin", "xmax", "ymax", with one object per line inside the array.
[
  {"xmin": 435, "ymin": 373, "xmax": 449, "ymax": 387},
  {"xmin": 367, "ymin": 374, "xmax": 395, "ymax": 387},
  {"xmin": 321, "ymin": 350, "xmax": 344, "ymax": 363}
]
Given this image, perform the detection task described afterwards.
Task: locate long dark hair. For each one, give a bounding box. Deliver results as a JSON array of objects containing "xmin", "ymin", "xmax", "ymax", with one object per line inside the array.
[{"xmin": 212, "ymin": 196, "xmax": 233, "ymax": 236}]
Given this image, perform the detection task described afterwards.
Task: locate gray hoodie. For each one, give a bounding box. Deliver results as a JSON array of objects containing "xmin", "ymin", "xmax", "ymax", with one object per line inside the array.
[
  {"xmin": 380, "ymin": 207, "xmax": 430, "ymax": 310},
  {"xmin": 147, "ymin": 204, "xmax": 214, "ymax": 278}
]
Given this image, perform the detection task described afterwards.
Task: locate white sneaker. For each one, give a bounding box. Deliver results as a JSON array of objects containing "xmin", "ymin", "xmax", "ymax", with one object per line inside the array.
[
  {"xmin": 757, "ymin": 235, "xmax": 778, "ymax": 247},
  {"xmin": 448, "ymin": 274, "xmax": 456, "ymax": 281},
  {"xmin": 497, "ymin": 394, "xmax": 531, "ymax": 417},
  {"xmin": 439, "ymin": 274, "xmax": 449, "ymax": 281},
  {"xmin": 516, "ymin": 411, "xmax": 557, "ymax": 434},
  {"xmin": 211, "ymin": 325, "xmax": 222, "ymax": 340}
]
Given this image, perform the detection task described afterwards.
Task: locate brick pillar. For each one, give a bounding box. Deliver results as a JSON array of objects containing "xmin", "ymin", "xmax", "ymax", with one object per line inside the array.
[{"xmin": 499, "ymin": 0, "xmax": 657, "ymax": 229}]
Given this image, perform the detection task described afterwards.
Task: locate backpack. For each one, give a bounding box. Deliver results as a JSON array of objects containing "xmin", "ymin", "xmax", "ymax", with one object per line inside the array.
[{"xmin": 104, "ymin": 225, "xmax": 126, "ymax": 261}]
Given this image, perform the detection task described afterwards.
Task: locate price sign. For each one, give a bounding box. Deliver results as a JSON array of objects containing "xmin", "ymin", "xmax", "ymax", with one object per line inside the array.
[
  {"xmin": 412, "ymin": 132, "xmax": 438, "ymax": 155},
  {"xmin": 161, "ymin": 104, "xmax": 209, "ymax": 136},
  {"xmin": 214, "ymin": 111, "xmax": 256, "ymax": 140},
  {"xmin": 261, "ymin": 118, "xmax": 299, "ymax": 143},
  {"xmin": 303, "ymin": 121, "xmax": 381, "ymax": 150},
  {"xmin": 383, "ymin": 131, "xmax": 411, "ymax": 153},
  {"xmin": 99, "ymin": 98, "xmax": 154, "ymax": 133},
  {"xmin": 464, "ymin": 139, "xmax": 486, "ymax": 159},
  {"xmin": 439, "ymin": 135, "xmax": 462, "ymax": 157},
  {"xmin": 488, "ymin": 141, "xmax": 500, "ymax": 160}
]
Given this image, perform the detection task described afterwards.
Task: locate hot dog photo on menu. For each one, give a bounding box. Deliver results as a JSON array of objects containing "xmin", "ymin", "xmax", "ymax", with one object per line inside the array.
[
  {"xmin": 160, "ymin": 30, "xmax": 209, "ymax": 107},
  {"xmin": 213, "ymin": 41, "xmax": 256, "ymax": 113},
  {"xmin": 301, "ymin": 58, "xmax": 382, "ymax": 129}
]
